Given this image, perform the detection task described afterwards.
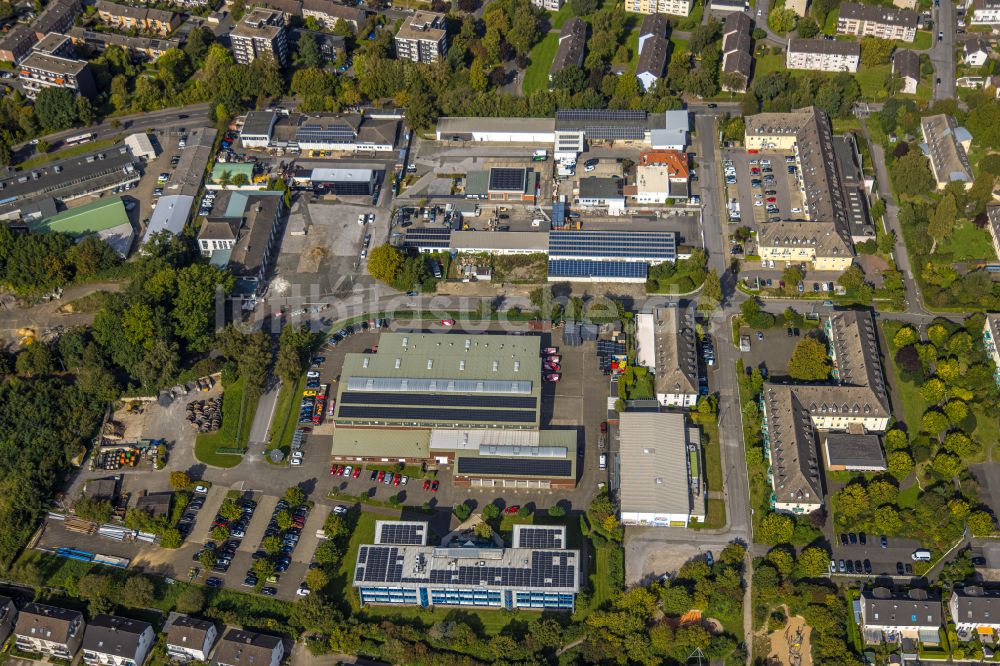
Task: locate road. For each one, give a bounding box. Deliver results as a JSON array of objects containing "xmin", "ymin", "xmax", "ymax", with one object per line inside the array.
[
  {"xmin": 929, "ymin": 0, "xmax": 956, "ymax": 100},
  {"xmin": 10, "ymin": 103, "xmax": 212, "ymax": 164}
]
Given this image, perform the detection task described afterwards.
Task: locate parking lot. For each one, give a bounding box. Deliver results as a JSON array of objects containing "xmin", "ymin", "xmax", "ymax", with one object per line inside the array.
[
  {"xmin": 737, "ymin": 322, "xmax": 807, "ymax": 380},
  {"xmin": 829, "ymin": 531, "xmax": 924, "ymax": 580},
  {"xmin": 723, "ymin": 148, "xmax": 803, "ymax": 231}
]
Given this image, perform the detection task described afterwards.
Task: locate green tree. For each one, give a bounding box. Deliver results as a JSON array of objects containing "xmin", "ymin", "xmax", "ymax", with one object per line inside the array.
[
  {"xmin": 920, "ymin": 378, "xmax": 946, "ymax": 405},
  {"xmin": 174, "ymin": 264, "xmax": 233, "ymax": 352},
  {"xmin": 284, "ymin": 486, "xmax": 306, "ymax": 506},
  {"xmin": 175, "ymin": 587, "xmax": 204, "ymax": 614},
  {"xmin": 797, "ymin": 547, "xmax": 830, "ymax": 578},
  {"xmin": 928, "ymin": 193, "xmax": 957, "ymax": 253},
  {"xmin": 305, "ymin": 567, "xmax": 329, "ymax": 591},
  {"xmin": 968, "ymin": 510, "xmax": 995, "ymax": 536},
  {"xmin": 922, "ymin": 409, "xmax": 950, "ymax": 434},
  {"xmin": 275, "ymin": 510, "xmax": 293, "ymax": 531},
  {"xmin": 758, "ymin": 512, "xmax": 794, "ymax": 545},
  {"xmin": 121, "ymin": 575, "xmax": 155, "ymax": 608},
  {"xmin": 482, "ymin": 503, "xmax": 501, "ymax": 520},
  {"xmin": 78, "ymin": 574, "xmax": 120, "ymax": 615},
  {"xmin": 893, "ymin": 326, "xmax": 918, "ymax": 349},
  {"xmin": 767, "ymin": 7, "xmax": 797, "ymax": 33},
  {"xmin": 943, "ymin": 399, "xmax": 968, "ymax": 425},
  {"xmin": 170, "ymin": 471, "xmax": 192, "ymax": 490},
  {"xmin": 323, "ymin": 513, "xmax": 348, "ymax": 540},
  {"xmin": 796, "ymin": 16, "xmax": 819, "ymax": 37},
  {"xmin": 74, "ymin": 496, "xmax": 113, "ymax": 523},
  {"xmin": 892, "ymin": 151, "xmax": 936, "ymax": 196},
  {"xmin": 295, "ymin": 32, "xmax": 324, "ymax": 69},
  {"xmin": 367, "ymin": 244, "xmax": 403, "ymax": 284},
  {"xmin": 867, "ymin": 479, "xmax": 898, "ymax": 507},
  {"xmin": 34, "ymin": 87, "xmax": 78, "ymax": 131},
  {"xmin": 837, "ymin": 482, "xmax": 869, "ymax": 518},
  {"xmin": 787, "ymin": 336, "xmax": 831, "ymax": 381},
  {"xmin": 860, "ymin": 37, "xmax": 895, "ymax": 66},
  {"xmin": 548, "ymin": 505, "xmax": 566, "ymax": 517},
  {"xmin": 198, "ymin": 549, "xmax": 217, "ymax": 569},
  {"xmin": 931, "ymin": 451, "xmax": 961, "ymax": 478},
  {"xmin": 700, "ymin": 269, "xmax": 722, "ymax": 311},
  {"xmin": 873, "ymin": 505, "xmax": 903, "ymax": 534},
  {"xmin": 884, "ymin": 429, "xmax": 908, "ymax": 451},
  {"xmin": 887, "ymin": 450, "xmax": 914, "ymax": 480},
  {"xmin": 261, "ymin": 535, "xmax": 282, "ymax": 555}
]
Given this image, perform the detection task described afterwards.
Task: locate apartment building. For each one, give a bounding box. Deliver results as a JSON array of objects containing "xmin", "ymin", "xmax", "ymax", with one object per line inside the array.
[
  {"xmin": 531, "ymin": 0, "xmax": 564, "ymax": 9},
  {"xmin": 95, "ymin": 1, "xmax": 180, "ymax": 36},
  {"xmin": 165, "ymin": 616, "xmax": 218, "ymax": 663},
  {"xmin": 624, "ymin": 0, "xmax": 694, "ymax": 15},
  {"xmin": 14, "ymin": 604, "xmax": 85, "ymax": 660},
  {"xmin": 394, "ymin": 11, "xmax": 446, "ymax": 63},
  {"xmin": 67, "ymin": 27, "xmax": 180, "ymax": 60},
  {"xmin": 549, "ymin": 17, "xmax": 585, "ymax": 81},
  {"xmin": 950, "ymin": 587, "xmax": 1000, "ymax": 639},
  {"xmin": 18, "ymin": 36, "xmax": 96, "ymax": 99},
  {"xmin": 213, "ymin": 630, "xmax": 283, "ymax": 666},
  {"xmin": 786, "ymin": 37, "xmax": 860, "ymax": 72},
  {"xmin": 786, "ymin": 0, "xmax": 808, "ymax": 15},
  {"xmin": 721, "ymin": 12, "xmax": 754, "ymax": 92},
  {"xmin": 963, "ymin": 38, "xmax": 991, "ymax": 66},
  {"xmin": 860, "ymin": 587, "xmax": 942, "ymax": 646},
  {"xmin": 970, "ymin": 0, "xmax": 1000, "ymax": 26},
  {"xmin": 636, "ymin": 14, "xmax": 669, "ymax": 90},
  {"xmin": 32, "ymin": 0, "xmax": 81, "ymax": 39},
  {"xmin": 82, "ymin": 615, "xmax": 155, "ymax": 666},
  {"xmin": 920, "ymin": 114, "xmax": 974, "ymax": 190},
  {"xmin": 635, "ymin": 305, "xmax": 698, "ymax": 406},
  {"xmin": 0, "ymin": 598, "xmax": 17, "ymax": 646},
  {"xmin": 0, "ymin": 25, "xmax": 39, "ymax": 63},
  {"xmin": 892, "ymin": 49, "xmax": 919, "ymax": 94},
  {"xmin": 230, "ymin": 7, "xmax": 288, "ymax": 65},
  {"xmin": 837, "ymin": 1, "xmax": 918, "ymax": 42},
  {"xmin": 301, "ymin": 0, "xmax": 366, "ymax": 30}
]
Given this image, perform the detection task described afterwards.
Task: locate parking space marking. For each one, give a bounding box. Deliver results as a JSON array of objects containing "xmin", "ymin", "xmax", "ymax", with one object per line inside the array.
[
  {"xmin": 243, "ymin": 495, "xmax": 278, "ymax": 552},
  {"xmin": 293, "ymin": 504, "xmax": 330, "ymax": 564},
  {"xmin": 191, "ymin": 486, "xmax": 226, "ymax": 545}
]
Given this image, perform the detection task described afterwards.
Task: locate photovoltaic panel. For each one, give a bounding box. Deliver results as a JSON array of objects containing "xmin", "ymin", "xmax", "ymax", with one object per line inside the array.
[
  {"xmin": 548, "ymin": 231, "xmax": 676, "ymax": 261},
  {"xmin": 338, "ymin": 405, "xmax": 536, "ymax": 423},
  {"xmin": 346, "ymin": 377, "xmax": 533, "ymax": 395},
  {"xmin": 518, "ymin": 527, "xmax": 563, "ymax": 549},
  {"xmin": 379, "ymin": 524, "xmax": 424, "ymax": 545},
  {"xmin": 456, "ymin": 456, "xmax": 573, "ymax": 477},
  {"xmin": 488, "ymin": 168, "xmax": 527, "ymax": 192},
  {"xmin": 296, "ymin": 124, "xmax": 357, "ymax": 142},
  {"xmin": 556, "ymin": 109, "xmax": 646, "ymax": 122},
  {"xmin": 340, "ymin": 392, "xmax": 537, "ymax": 410},
  {"xmin": 547, "ymin": 260, "xmax": 647, "ymax": 279}
]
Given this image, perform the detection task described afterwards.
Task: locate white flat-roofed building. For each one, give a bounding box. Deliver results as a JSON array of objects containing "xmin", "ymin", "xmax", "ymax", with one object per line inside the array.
[
  {"xmin": 395, "ymin": 11, "xmax": 446, "ymax": 63},
  {"xmin": 618, "ymin": 412, "xmax": 705, "ymax": 527},
  {"xmin": 449, "ymin": 230, "xmax": 549, "ymax": 255},
  {"xmin": 124, "ymin": 132, "xmax": 157, "ymax": 160},
  {"xmin": 435, "ymin": 117, "xmax": 556, "ymax": 143},
  {"xmin": 240, "ymin": 111, "xmax": 279, "ymax": 148},
  {"xmin": 141, "ymin": 195, "xmax": 194, "ymax": 246},
  {"xmin": 230, "ymin": 7, "xmax": 288, "ymax": 65}
]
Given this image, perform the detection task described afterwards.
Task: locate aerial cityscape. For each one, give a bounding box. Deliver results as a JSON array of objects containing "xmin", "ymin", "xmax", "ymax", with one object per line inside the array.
[{"xmin": 0, "ymin": 0, "xmax": 995, "ymax": 662}]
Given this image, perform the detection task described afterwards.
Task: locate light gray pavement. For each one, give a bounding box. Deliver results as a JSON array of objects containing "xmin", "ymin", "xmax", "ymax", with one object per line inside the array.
[{"xmin": 929, "ymin": 0, "xmax": 956, "ymax": 101}]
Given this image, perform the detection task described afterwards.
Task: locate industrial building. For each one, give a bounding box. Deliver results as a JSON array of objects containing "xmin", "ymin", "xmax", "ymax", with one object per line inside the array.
[
  {"xmin": 635, "ymin": 305, "xmax": 699, "ymax": 407},
  {"xmin": 30, "ymin": 197, "xmax": 135, "ymax": 257},
  {"xmin": 331, "ymin": 333, "xmax": 579, "ymax": 488},
  {"xmin": 353, "ymin": 521, "xmax": 580, "ymax": 610},
  {"xmin": 547, "ymin": 229, "xmax": 677, "ymax": 283},
  {"xmin": 618, "ymin": 412, "xmax": 705, "ymax": 527},
  {"xmin": 464, "ymin": 168, "xmax": 538, "ymax": 203},
  {"xmin": 293, "ymin": 168, "xmax": 380, "ymax": 195},
  {"xmin": 198, "ymin": 191, "xmax": 285, "ymax": 296},
  {"xmin": 141, "ymin": 195, "xmax": 194, "ymax": 246},
  {"xmin": 761, "ymin": 310, "xmax": 890, "ymax": 514},
  {"xmin": 239, "ymin": 110, "xmax": 399, "ymax": 153},
  {"xmin": 0, "ymin": 145, "xmax": 140, "ymax": 221}
]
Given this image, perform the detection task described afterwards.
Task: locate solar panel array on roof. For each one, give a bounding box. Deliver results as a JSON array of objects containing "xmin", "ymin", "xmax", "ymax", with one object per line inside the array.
[
  {"xmin": 549, "ymin": 231, "xmax": 676, "ymax": 260},
  {"xmin": 339, "ymin": 405, "xmax": 536, "ymax": 423},
  {"xmin": 379, "ymin": 524, "xmax": 425, "ymax": 545},
  {"xmin": 403, "ymin": 227, "xmax": 451, "ymax": 250},
  {"xmin": 297, "ymin": 124, "xmax": 356, "ymax": 143},
  {"xmin": 488, "ymin": 168, "xmax": 527, "ymax": 192},
  {"xmin": 597, "ymin": 340, "xmax": 626, "ymax": 357},
  {"xmin": 341, "ymin": 392, "xmax": 537, "ymax": 409},
  {"xmin": 556, "ymin": 109, "xmax": 646, "ymax": 121},
  {"xmin": 552, "ymin": 202, "xmax": 566, "ymax": 228},
  {"xmin": 548, "ymin": 259, "xmax": 648, "ymax": 279},
  {"xmin": 518, "ymin": 527, "xmax": 564, "ymax": 549},
  {"xmin": 456, "ymin": 456, "xmax": 573, "ymax": 477}
]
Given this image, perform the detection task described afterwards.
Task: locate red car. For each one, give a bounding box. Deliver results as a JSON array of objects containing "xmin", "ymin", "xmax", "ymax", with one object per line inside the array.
[
  {"xmin": 423, "ymin": 479, "xmax": 431, "ymax": 490},
  {"xmin": 330, "ymin": 465, "xmax": 337, "ymax": 475},
  {"xmin": 766, "ymin": 197, "xmax": 776, "ymax": 203},
  {"xmin": 544, "ymin": 373, "xmax": 561, "ymax": 382},
  {"xmin": 352, "ymin": 467, "xmax": 361, "ymax": 478},
  {"xmin": 431, "ymin": 480, "xmax": 439, "ymax": 492},
  {"xmin": 393, "ymin": 475, "xmax": 401, "ymax": 486},
  {"xmin": 750, "ymin": 167, "xmax": 761, "ymax": 174},
  {"xmin": 377, "ymin": 471, "xmax": 385, "ymax": 482},
  {"xmin": 600, "ymin": 421, "xmax": 608, "ymax": 433},
  {"xmin": 546, "ymin": 355, "xmax": 561, "ymax": 364},
  {"xmin": 542, "ymin": 347, "xmax": 558, "ymax": 356},
  {"xmin": 544, "ymin": 362, "xmax": 561, "ymax": 372},
  {"xmin": 441, "ymin": 319, "xmax": 455, "ymax": 326},
  {"xmin": 335, "ymin": 465, "xmax": 344, "ymax": 476},
  {"xmin": 504, "ymin": 505, "xmax": 520, "ymax": 514}
]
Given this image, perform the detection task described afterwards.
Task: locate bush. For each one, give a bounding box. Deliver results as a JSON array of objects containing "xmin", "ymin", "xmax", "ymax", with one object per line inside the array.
[
  {"xmin": 453, "ymin": 503, "xmax": 471, "ymax": 521},
  {"xmin": 482, "ymin": 504, "xmax": 500, "ymax": 520},
  {"xmin": 548, "ymin": 505, "xmax": 566, "ymax": 518},
  {"xmin": 516, "ymin": 506, "xmax": 531, "ymax": 517}
]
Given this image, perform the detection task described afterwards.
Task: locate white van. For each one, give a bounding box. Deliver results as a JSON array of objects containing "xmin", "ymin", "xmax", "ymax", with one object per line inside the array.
[
  {"xmin": 911, "ymin": 549, "xmax": 931, "ymax": 562},
  {"xmin": 599, "ymin": 454, "xmax": 607, "ymax": 470}
]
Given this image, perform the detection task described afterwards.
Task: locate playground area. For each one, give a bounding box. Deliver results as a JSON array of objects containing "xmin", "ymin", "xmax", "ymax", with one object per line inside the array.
[{"xmin": 767, "ymin": 614, "xmax": 812, "ymax": 666}]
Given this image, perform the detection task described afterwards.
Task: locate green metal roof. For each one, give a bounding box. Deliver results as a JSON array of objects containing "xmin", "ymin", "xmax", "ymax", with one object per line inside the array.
[
  {"xmin": 465, "ymin": 171, "xmax": 489, "ymax": 197},
  {"xmin": 30, "ymin": 197, "xmax": 129, "ymax": 235},
  {"xmin": 331, "ymin": 428, "xmax": 430, "ymax": 459}
]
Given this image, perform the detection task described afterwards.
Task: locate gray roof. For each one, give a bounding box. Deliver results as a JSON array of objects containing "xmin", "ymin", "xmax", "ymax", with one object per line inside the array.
[
  {"xmin": 833, "ymin": 135, "xmax": 875, "ymax": 239},
  {"xmin": 651, "ymin": 305, "xmax": 698, "ymax": 398},
  {"xmin": 824, "ymin": 433, "xmax": 886, "ymax": 468},
  {"xmin": 788, "ymin": 37, "xmax": 861, "ymax": 56},
  {"xmin": 723, "ymin": 11, "xmax": 753, "ymax": 35},
  {"xmin": 551, "ymin": 17, "xmax": 586, "ymax": 75},
  {"xmin": 166, "ymin": 616, "xmax": 215, "ymax": 650},
  {"xmin": 618, "ymin": 412, "xmax": 693, "ymax": 516},
  {"xmin": 242, "ymin": 111, "xmax": 278, "ymax": 137},
  {"xmin": 214, "ymin": 629, "xmax": 282, "ymax": 666},
  {"xmin": 435, "ymin": 117, "xmax": 556, "ymax": 135},
  {"xmin": 921, "ymin": 114, "xmax": 974, "ymax": 185},
  {"xmin": 637, "ymin": 34, "xmax": 668, "ymax": 78},
  {"xmin": 134, "ymin": 491, "xmax": 172, "ymax": 517},
  {"xmin": 15, "ymin": 604, "xmax": 83, "ymax": 644},
  {"xmin": 839, "ymin": 1, "xmax": 918, "ymax": 28},
  {"xmin": 143, "ymin": 195, "xmax": 193, "ymax": 244},
  {"xmin": 227, "ymin": 194, "xmax": 283, "ymax": 279},
  {"xmin": 862, "ymin": 587, "xmax": 942, "ymax": 629},
  {"xmin": 82, "ymin": 615, "xmax": 151, "ymax": 659},
  {"xmin": 892, "ymin": 49, "xmax": 920, "ymax": 81},
  {"xmin": 639, "ymin": 13, "xmax": 669, "ymax": 39},
  {"xmin": 578, "ymin": 176, "xmax": 623, "ymax": 199},
  {"xmin": 449, "ymin": 230, "xmax": 548, "ymax": 253},
  {"xmin": 19, "ymin": 50, "xmax": 87, "ymax": 75},
  {"xmin": 300, "ymin": 0, "xmax": 366, "ymax": 23},
  {"xmin": 951, "ymin": 588, "xmax": 1000, "ymax": 625},
  {"xmin": 34, "ymin": 0, "xmax": 80, "ymax": 37}
]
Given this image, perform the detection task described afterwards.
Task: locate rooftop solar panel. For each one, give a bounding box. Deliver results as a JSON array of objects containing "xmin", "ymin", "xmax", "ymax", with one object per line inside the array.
[
  {"xmin": 456, "ymin": 456, "xmax": 573, "ymax": 477},
  {"xmin": 340, "ymin": 392, "xmax": 537, "ymax": 410},
  {"xmin": 548, "ymin": 231, "xmax": 676, "ymax": 261},
  {"xmin": 547, "ymin": 259, "xmax": 648, "ymax": 279},
  {"xmin": 379, "ymin": 524, "xmax": 424, "ymax": 545},
  {"xmin": 338, "ymin": 405, "xmax": 536, "ymax": 423},
  {"xmin": 488, "ymin": 168, "xmax": 527, "ymax": 192},
  {"xmin": 518, "ymin": 527, "xmax": 563, "ymax": 549},
  {"xmin": 556, "ymin": 109, "xmax": 646, "ymax": 121}
]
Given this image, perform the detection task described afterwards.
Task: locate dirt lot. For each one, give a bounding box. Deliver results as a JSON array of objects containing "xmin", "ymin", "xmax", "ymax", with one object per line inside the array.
[{"xmin": 767, "ymin": 614, "xmax": 813, "ymax": 666}]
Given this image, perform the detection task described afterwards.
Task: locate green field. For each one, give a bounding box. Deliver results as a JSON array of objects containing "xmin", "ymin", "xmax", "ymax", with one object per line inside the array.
[
  {"xmin": 547, "ymin": 2, "xmax": 574, "ymax": 29},
  {"xmin": 755, "ymin": 53, "xmax": 785, "ymax": 77},
  {"xmin": 906, "ymin": 31, "xmax": 933, "ymax": 50},
  {"xmin": 624, "ymin": 27, "xmax": 640, "ymax": 75},
  {"xmin": 591, "ymin": 547, "xmax": 615, "ymax": 609},
  {"xmin": 523, "ymin": 32, "xmax": 559, "ymax": 94},
  {"xmin": 935, "ymin": 220, "xmax": 998, "ymax": 262},
  {"xmin": 698, "ymin": 416, "xmax": 724, "ymax": 492},
  {"xmin": 855, "ymin": 64, "xmax": 892, "ymax": 99},
  {"xmin": 194, "ymin": 376, "xmax": 254, "ymax": 468},
  {"xmin": 880, "ymin": 324, "xmax": 928, "ymax": 432},
  {"xmin": 266, "ymin": 374, "xmax": 307, "ymax": 463}
]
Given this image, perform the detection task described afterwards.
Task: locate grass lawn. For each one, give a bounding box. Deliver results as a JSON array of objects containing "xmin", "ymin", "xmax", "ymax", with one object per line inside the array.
[
  {"xmin": 880, "ymin": 325, "xmax": 928, "ymax": 432},
  {"xmin": 822, "ymin": 6, "xmax": 839, "ymax": 34},
  {"xmin": 266, "ymin": 374, "xmax": 307, "ymax": 463},
  {"xmin": 333, "ymin": 511, "xmax": 387, "ymax": 613},
  {"xmin": 692, "ymin": 498, "xmax": 726, "ymax": 529},
  {"xmin": 499, "ymin": 511, "xmax": 533, "ymax": 537},
  {"xmin": 195, "ymin": 376, "xmax": 253, "ymax": 468},
  {"xmin": 856, "ymin": 64, "xmax": 892, "ymax": 99},
  {"xmin": 364, "ymin": 463, "xmax": 431, "ymax": 479},
  {"xmin": 591, "ymin": 547, "xmax": 615, "ymax": 609},
  {"xmin": 897, "ymin": 482, "xmax": 920, "ymax": 510},
  {"xmin": 624, "ymin": 27, "xmax": 640, "ymax": 75},
  {"xmin": 906, "ymin": 31, "xmax": 933, "ymax": 50},
  {"xmin": 698, "ymin": 417, "xmax": 723, "ymax": 493},
  {"xmin": 936, "ymin": 220, "xmax": 997, "ymax": 262},
  {"xmin": 973, "ymin": 405, "xmax": 1000, "ymax": 459},
  {"xmin": 523, "ymin": 32, "xmax": 559, "ymax": 94},
  {"xmin": 755, "ymin": 53, "xmax": 784, "ymax": 77},
  {"xmin": 669, "ymin": 34, "xmax": 689, "ymax": 54},
  {"xmin": 547, "ymin": 2, "xmax": 574, "ymax": 29},
  {"xmin": 17, "ymin": 138, "xmax": 118, "ymax": 169}
]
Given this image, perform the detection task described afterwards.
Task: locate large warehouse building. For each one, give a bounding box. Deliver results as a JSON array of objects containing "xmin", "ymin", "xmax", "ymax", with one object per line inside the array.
[
  {"xmin": 332, "ymin": 332, "xmax": 578, "ymax": 488},
  {"xmin": 353, "ymin": 521, "xmax": 580, "ymax": 610},
  {"xmin": 618, "ymin": 412, "xmax": 705, "ymax": 527}
]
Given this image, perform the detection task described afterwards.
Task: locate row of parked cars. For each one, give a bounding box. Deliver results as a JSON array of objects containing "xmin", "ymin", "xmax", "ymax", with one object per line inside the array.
[
  {"xmin": 245, "ymin": 500, "xmax": 310, "ymax": 595},
  {"xmin": 542, "ymin": 347, "xmax": 560, "ymax": 383},
  {"xmin": 176, "ymin": 487, "xmax": 208, "ymax": 539},
  {"xmin": 330, "ymin": 464, "xmax": 442, "ymax": 492},
  {"xmin": 328, "ymin": 319, "xmax": 388, "ymax": 347}
]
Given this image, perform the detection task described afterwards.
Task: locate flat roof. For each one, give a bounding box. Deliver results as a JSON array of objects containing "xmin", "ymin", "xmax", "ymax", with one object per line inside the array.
[
  {"xmin": 331, "ymin": 427, "xmax": 430, "ymax": 459},
  {"xmin": 30, "ymin": 196, "xmax": 128, "ymax": 234},
  {"xmin": 618, "ymin": 412, "xmax": 693, "ymax": 516},
  {"xmin": 450, "ymin": 230, "xmax": 548, "ymax": 252},
  {"xmin": 242, "ymin": 110, "xmax": 278, "ymax": 137},
  {"xmin": 435, "ymin": 117, "xmax": 556, "ymax": 135},
  {"xmin": 210, "ymin": 162, "xmax": 254, "ymax": 183},
  {"xmin": 142, "ymin": 195, "xmax": 193, "ymax": 243},
  {"xmin": 824, "ymin": 433, "xmax": 886, "ymax": 468},
  {"xmin": 20, "ymin": 49, "xmax": 87, "ymax": 74}
]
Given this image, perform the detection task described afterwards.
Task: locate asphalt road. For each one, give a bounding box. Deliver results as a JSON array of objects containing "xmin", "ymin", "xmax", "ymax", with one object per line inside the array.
[{"xmin": 929, "ymin": 0, "xmax": 956, "ymax": 101}]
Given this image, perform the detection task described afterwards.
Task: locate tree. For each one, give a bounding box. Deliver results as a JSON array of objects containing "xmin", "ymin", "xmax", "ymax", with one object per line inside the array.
[
  {"xmin": 284, "ymin": 486, "xmax": 306, "ymax": 507},
  {"xmin": 758, "ymin": 512, "xmax": 794, "ymax": 544},
  {"xmin": 175, "ymin": 587, "xmax": 204, "ymax": 614},
  {"xmin": 860, "ymin": 37, "xmax": 895, "ymax": 66},
  {"xmin": 928, "ymin": 193, "xmax": 957, "ymax": 253},
  {"xmin": 969, "ymin": 510, "xmax": 995, "ymax": 537},
  {"xmin": 873, "ymin": 505, "xmax": 903, "ymax": 534},
  {"xmin": 741, "ymin": 297, "xmax": 775, "ymax": 329},
  {"xmin": 893, "ymin": 325, "xmax": 918, "ymax": 349},
  {"xmin": 892, "ymin": 152, "xmax": 936, "ymax": 196},
  {"xmin": 34, "ymin": 87, "xmax": 78, "ymax": 132},
  {"xmin": 920, "ymin": 378, "xmax": 946, "ymax": 405},
  {"xmin": 766, "ymin": 547, "xmax": 795, "ymax": 577},
  {"xmin": 922, "ymin": 409, "xmax": 950, "ymax": 434},
  {"xmin": 943, "ymin": 399, "xmax": 969, "ymax": 425},
  {"xmin": 323, "ymin": 513, "xmax": 348, "ymax": 540},
  {"xmin": 884, "ymin": 429, "xmax": 909, "ymax": 452},
  {"xmin": 219, "ymin": 498, "xmax": 243, "ymax": 521},
  {"xmin": 838, "ymin": 265, "xmax": 866, "ymax": 293},
  {"xmin": 931, "ymin": 451, "xmax": 961, "ymax": 478},
  {"xmin": 570, "ymin": 0, "xmax": 597, "ymax": 16},
  {"xmin": 788, "ymin": 337, "xmax": 832, "ymax": 381},
  {"xmin": 75, "ymin": 96, "xmax": 96, "ymax": 126},
  {"xmin": 768, "ymin": 7, "xmax": 797, "ymax": 33},
  {"xmin": 121, "ymin": 575, "xmax": 155, "ymax": 608},
  {"xmin": 170, "ymin": 471, "xmax": 192, "ymax": 490},
  {"xmin": 548, "ymin": 505, "xmax": 566, "ymax": 517},
  {"xmin": 78, "ymin": 574, "xmax": 119, "ymax": 615},
  {"xmin": 700, "ymin": 269, "xmax": 722, "ymax": 311},
  {"xmin": 482, "ymin": 504, "xmax": 501, "ymax": 520},
  {"xmin": 295, "ymin": 32, "xmax": 324, "ymax": 69},
  {"xmin": 174, "ymin": 264, "xmax": 232, "ymax": 352},
  {"xmin": 797, "ymin": 547, "xmax": 830, "ymax": 578},
  {"xmin": 837, "ymin": 483, "xmax": 869, "ymax": 519},
  {"xmin": 275, "ymin": 510, "xmax": 293, "ymax": 531},
  {"xmin": 367, "ymin": 244, "xmax": 403, "ymax": 284},
  {"xmin": 74, "ymin": 496, "xmax": 113, "ymax": 523},
  {"xmin": 198, "ymin": 549, "xmax": 217, "ymax": 569},
  {"xmin": 867, "ymin": 479, "xmax": 898, "ymax": 508},
  {"xmin": 453, "ymin": 503, "xmax": 471, "ymax": 521},
  {"xmin": 475, "ymin": 522, "xmax": 494, "ymax": 539},
  {"xmin": 261, "ymin": 535, "xmax": 282, "ymax": 555},
  {"xmin": 796, "ymin": 16, "xmax": 819, "ymax": 38}
]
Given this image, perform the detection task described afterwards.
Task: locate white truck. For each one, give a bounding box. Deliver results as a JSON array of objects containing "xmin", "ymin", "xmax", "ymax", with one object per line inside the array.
[{"xmin": 532, "ymin": 149, "xmax": 548, "ymax": 161}]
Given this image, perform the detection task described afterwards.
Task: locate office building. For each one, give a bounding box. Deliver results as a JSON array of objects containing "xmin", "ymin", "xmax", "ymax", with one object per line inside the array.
[
  {"xmin": 550, "ymin": 17, "xmax": 585, "ymax": 81},
  {"xmin": 394, "ymin": 11, "xmax": 446, "ymax": 63},
  {"xmin": 14, "ymin": 604, "xmax": 85, "ymax": 660},
  {"xmin": 860, "ymin": 587, "xmax": 942, "ymax": 645},
  {"xmin": 577, "ymin": 176, "xmax": 626, "ymax": 209},
  {"xmin": 230, "ymin": 8, "xmax": 288, "ymax": 65},
  {"xmin": 18, "ymin": 38, "xmax": 96, "ymax": 99},
  {"xmin": 618, "ymin": 412, "xmax": 704, "ymax": 526},
  {"xmin": 837, "ymin": 1, "xmax": 918, "ymax": 42},
  {"xmin": 635, "ymin": 305, "xmax": 698, "ymax": 407},
  {"xmin": 786, "ymin": 38, "xmax": 860, "ymax": 72},
  {"xmin": 464, "ymin": 167, "xmax": 538, "ymax": 203},
  {"xmin": 353, "ymin": 521, "xmax": 580, "ymax": 610},
  {"xmin": 166, "ymin": 616, "xmax": 218, "ymax": 662},
  {"xmin": 81, "ymin": 615, "xmax": 155, "ymax": 666},
  {"xmin": 242, "ymin": 111, "xmax": 399, "ymax": 152},
  {"xmin": 301, "ymin": 0, "xmax": 366, "ymax": 30},
  {"xmin": 892, "ymin": 49, "xmax": 919, "ymax": 94},
  {"xmin": 630, "ymin": 149, "xmax": 689, "ymax": 203},
  {"xmin": 213, "ymin": 630, "xmax": 283, "ymax": 666},
  {"xmin": 95, "ymin": 1, "xmax": 180, "ymax": 36},
  {"xmin": 761, "ymin": 311, "xmax": 890, "ymax": 514},
  {"xmin": 721, "ymin": 12, "xmax": 754, "ymax": 92},
  {"xmin": 294, "ymin": 167, "xmax": 379, "ymax": 195},
  {"xmin": 636, "ymin": 14, "xmax": 669, "ymax": 91},
  {"xmin": 920, "ymin": 114, "xmax": 974, "ymax": 190}
]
